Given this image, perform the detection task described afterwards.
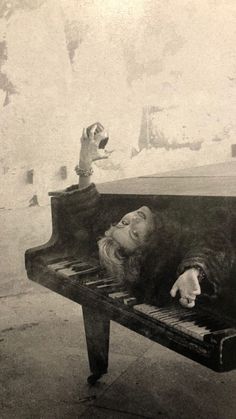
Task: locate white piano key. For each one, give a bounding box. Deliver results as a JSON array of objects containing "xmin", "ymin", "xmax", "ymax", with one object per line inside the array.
[
  {"xmin": 174, "ymin": 321, "xmax": 210, "ymax": 340},
  {"xmin": 97, "ymin": 283, "xmax": 122, "ymax": 292},
  {"xmin": 133, "ymin": 304, "xmax": 160, "ymax": 315},
  {"xmin": 48, "ymin": 258, "xmax": 83, "ymax": 270},
  {"xmin": 48, "ymin": 261, "xmax": 74, "ymax": 270},
  {"xmin": 85, "ymin": 279, "xmax": 106, "ymax": 288},
  {"xmin": 123, "ymin": 297, "xmax": 137, "ymax": 306},
  {"xmin": 71, "ymin": 263, "xmax": 100, "ymax": 272},
  {"xmin": 133, "ymin": 304, "xmax": 213, "ymax": 341},
  {"xmin": 56, "ymin": 267, "xmax": 81, "ymax": 277},
  {"xmin": 108, "ymin": 291, "xmax": 130, "ymax": 300}
]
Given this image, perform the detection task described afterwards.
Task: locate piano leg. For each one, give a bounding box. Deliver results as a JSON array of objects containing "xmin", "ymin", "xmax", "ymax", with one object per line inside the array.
[{"xmin": 82, "ymin": 306, "xmax": 110, "ymax": 385}]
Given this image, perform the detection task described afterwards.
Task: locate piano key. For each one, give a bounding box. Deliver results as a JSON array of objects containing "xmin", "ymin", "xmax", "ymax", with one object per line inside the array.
[
  {"xmin": 55, "ymin": 267, "xmax": 82, "ymax": 277},
  {"xmin": 84, "ymin": 279, "xmax": 107, "ymax": 288},
  {"xmin": 47, "ymin": 256, "xmax": 77, "ymax": 265},
  {"xmin": 133, "ymin": 304, "xmax": 160, "ymax": 315},
  {"xmin": 177, "ymin": 312, "xmax": 228, "ymax": 335},
  {"xmin": 71, "ymin": 262, "xmax": 100, "ymax": 271},
  {"xmin": 151, "ymin": 312, "xmax": 201, "ymax": 331},
  {"xmin": 169, "ymin": 315, "xmax": 199, "ymax": 327},
  {"xmin": 173, "ymin": 325, "xmax": 205, "ymax": 341},
  {"xmin": 55, "ymin": 266, "xmax": 98, "ymax": 278},
  {"xmin": 174, "ymin": 322, "xmax": 210, "ymax": 340},
  {"xmin": 151, "ymin": 309, "xmax": 188, "ymax": 319},
  {"xmin": 173, "ymin": 314, "xmax": 200, "ymax": 325},
  {"xmin": 193, "ymin": 315, "xmax": 227, "ymax": 331},
  {"xmin": 99, "ymin": 275, "xmax": 114, "ymax": 281},
  {"xmin": 108, "ymin": 291, "xmax": 130, "ymax": 301},
  {"xmin": 134, "ymin": 305, "xmax": 183, "ymax": 325},
  {"xmin": 71, "ymin": 261, "xmax": 92, "ymax": 267},
  {"xmin": 96, "ymin": 282, "xmax": 123, "ymax": 293},
  {"xmin": 48, "ymin": 261, "xmax": 75, "ymax": 270},
  {"xmin": 123, "ymin": 297, "xmax": 137, "ymax": 306},
  {"xmin": 150, "ymin": 311, "xmax": 192, "ymax": 324},
  {"xmin": 181, "ymin": 320, "xmax": 211, "ymax": 334},
  {"xmin": 177, "ymin": 313, "xmax": 210, "ymax": 327},
  {"xmin": 48, "ymin": 258, "xmax": 83, "ymax": 270},
  {"xmin": 149, "ymin": 308, "xmax": 188, "ymax": 321},
  {"xmin": 133, "ymin": 304, "xmax": 213, "ymax": 341},
  {"xmin": 71, "ymin": 265, "xmax": 100, "ymax": 274}
]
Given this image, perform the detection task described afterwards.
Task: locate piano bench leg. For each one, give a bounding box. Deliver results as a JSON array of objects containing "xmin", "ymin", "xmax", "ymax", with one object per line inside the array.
[{"xmin": 82, "ymin": 306, "xmax": 110, "ymax": 385}]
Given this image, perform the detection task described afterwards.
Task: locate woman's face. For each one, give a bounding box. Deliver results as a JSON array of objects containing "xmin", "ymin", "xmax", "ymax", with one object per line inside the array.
[{"xmin": 110, "ymin": 206, "xmax": 155, "ymax": 254}]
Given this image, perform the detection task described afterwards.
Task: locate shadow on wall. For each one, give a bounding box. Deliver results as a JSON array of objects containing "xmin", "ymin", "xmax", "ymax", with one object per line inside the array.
[{"xmin": 137, "ymin": 106, "xmax": 232, "ymax": 154}]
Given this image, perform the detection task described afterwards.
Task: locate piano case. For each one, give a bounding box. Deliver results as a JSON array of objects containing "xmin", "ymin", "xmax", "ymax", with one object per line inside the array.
[{"xmin": 25, "ymin": 161, "xmax": 236, "ymax": 384}]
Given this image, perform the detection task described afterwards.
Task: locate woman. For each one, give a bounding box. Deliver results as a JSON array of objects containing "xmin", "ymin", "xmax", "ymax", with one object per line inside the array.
[{"xmin": 74, "ymin": 122, "xmax": 235, "ymax": 312}]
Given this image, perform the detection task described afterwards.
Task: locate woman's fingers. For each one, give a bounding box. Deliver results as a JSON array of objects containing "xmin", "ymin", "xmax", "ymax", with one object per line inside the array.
[
  {"xmin": 192, "ymin": 278, "xmax": 201, "ymax": 295},
  {"xmin": 179, "ymin": 297, "xmax": 195, "ymax": 308},
  {"xmin": 179, "ymin": 289, "xmax": 197, "ymax": 308},
  {"xmin": 88, "ymin": 123, "xmax": 98, "ymax": 140},
  {"xmin": 81, "ymin": 128, "xmax": 88, "ymax": 139},
  {"xmin": 87, "ymin": 122, "xmax": 104, "ymax": 138},
  {"xmin": 186, "ymin": 292, "xmax": 197, "ymax": 300},
  {"xmin": 185, "ymin": 300, "xmax": 195, "ymax": 308},
  {"xmin": 179, "ymin": 297, "xmax": 189, "ymax": 307},
  {"xmin": 94, "ymin": 122, "xmax": 104, "ymax": 132},
  {"xmin": 170, "ymin": 283, "xmax": 178, "ymax": 298}
]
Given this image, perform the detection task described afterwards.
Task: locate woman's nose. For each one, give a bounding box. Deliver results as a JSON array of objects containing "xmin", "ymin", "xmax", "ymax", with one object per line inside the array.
[{"xmin": 131, "ymin": 216, "xmax": 140, "ymax": 226}]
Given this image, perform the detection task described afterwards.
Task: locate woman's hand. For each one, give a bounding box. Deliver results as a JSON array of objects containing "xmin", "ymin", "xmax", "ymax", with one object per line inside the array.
[
  {"xmin": 170, "ymin": 268, "xmax": 201, "ymax": 308},
  {"xmin": 80, "ymin": 122, "xmax": 109, "ymax": 167}
]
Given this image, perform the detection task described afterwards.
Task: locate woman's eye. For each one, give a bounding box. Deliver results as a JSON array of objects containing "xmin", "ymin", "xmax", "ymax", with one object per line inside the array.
[
  {"xmin": 121, "ymin": 219, "xmax": 129, "ymax": 225},
  {"xmin": 137, "ymin": 210, "xmax": 146, "ymax": 219}
]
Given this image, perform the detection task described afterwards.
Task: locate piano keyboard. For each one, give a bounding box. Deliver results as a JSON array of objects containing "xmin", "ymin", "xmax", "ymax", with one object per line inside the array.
[
  {"xmin": 47, "ymin": 257, "xmax": 235, "ymax": 344},
  {"xmin": 47, "ymin": 257, "xmax": 137, "ymax": 305},
  {"xmin": 132, "ymin": 303, "xmax": 233, "ymax": 342},
  {"xmin": 47, "ymin": 258, "xmax": 100, "ymax": 279}
]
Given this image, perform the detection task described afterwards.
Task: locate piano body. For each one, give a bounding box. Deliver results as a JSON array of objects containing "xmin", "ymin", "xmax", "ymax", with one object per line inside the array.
[{"xmin": 25, "ymin": 161, "xmax": 236, "ymax": 384}]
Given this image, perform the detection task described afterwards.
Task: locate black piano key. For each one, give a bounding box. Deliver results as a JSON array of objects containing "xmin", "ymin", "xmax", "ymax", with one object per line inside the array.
[
  {"xmin": 167, "ymin": 312, "xmax": 199, "ymax": 326},
  {"xmin": 152, "ymin": 308, "xmax": 196, "ymax": 323},
  {"xmin": 175, "ymin": 324, "xmax": 208, "ymax": 340},
  {"xmin": 193, "ymin": 314, "xmax": 228, "ymax": 331},
  {"xmin": 180, "ymin": 315, "xmax": 211, "ymax": 330},
  {"xmin": 155, "ymin": 313, "xmax": 210, "ymax": 337},
  {"xmin": 96, "ymin": 282, "xmax": 123, "ymax": 294},
  {"xmin": 71, "ymin": 262, "xmax": 95, "ymax": 269},
  {"xmin": 134, "ymin": 304, "xmax": 212, "ymax": 341}
]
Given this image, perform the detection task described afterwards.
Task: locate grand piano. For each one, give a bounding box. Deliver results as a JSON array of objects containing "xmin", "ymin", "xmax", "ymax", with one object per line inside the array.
[{"xmin": 25, "ymin": 161, "xmax": 236, "ymax": 384}]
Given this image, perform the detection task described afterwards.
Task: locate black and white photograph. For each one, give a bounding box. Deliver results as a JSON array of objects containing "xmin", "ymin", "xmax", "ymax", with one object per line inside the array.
[{"xmin": 0, "ymin": 1, "xmax": 236, "ymax": 418}]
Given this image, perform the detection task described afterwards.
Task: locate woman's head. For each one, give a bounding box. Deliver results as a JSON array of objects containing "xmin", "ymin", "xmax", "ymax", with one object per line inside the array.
[
  {"xmin": 98, "ymin": 206, "xmax": 157, "ymax": 281},
  {"xmin": 109, "ymin": 206, "xmax": 155, "ymax": 253}
]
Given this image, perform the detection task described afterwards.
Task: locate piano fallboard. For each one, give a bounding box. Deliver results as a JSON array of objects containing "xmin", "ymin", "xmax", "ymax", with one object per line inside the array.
[{"xmin": 26, "ymin": 254, "xmax": 236, "ymax": 373}]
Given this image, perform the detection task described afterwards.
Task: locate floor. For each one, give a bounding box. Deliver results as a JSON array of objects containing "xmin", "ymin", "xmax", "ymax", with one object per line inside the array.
[{"xmin": 0, "ymin": 280, "xmax": 236, "ymax": 419}]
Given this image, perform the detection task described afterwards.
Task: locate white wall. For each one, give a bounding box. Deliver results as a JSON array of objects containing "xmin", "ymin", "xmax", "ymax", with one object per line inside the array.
[
  {"xmin": 1, "ymin": 0, "xmax": 236, "ymax": 209},
  {"xmin": 0, "ymin": 0, "xmax": 236, "ymax": 288}
]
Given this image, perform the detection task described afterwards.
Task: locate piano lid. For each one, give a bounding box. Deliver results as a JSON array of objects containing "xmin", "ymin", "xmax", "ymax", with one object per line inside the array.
[{"xmin": 97, "ymin": 160, "xmax": 236, "ymax": 197}]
